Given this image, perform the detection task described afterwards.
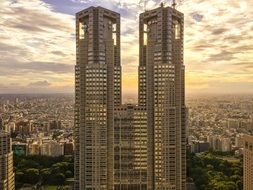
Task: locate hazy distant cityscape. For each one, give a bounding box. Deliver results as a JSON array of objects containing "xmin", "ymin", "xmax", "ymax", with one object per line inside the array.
[
  {"xmin": 0, "ymin": 94, "xmax": 74, "ymax": 155},
  {"xmin": 1, "ymin": 94, "xmax": 253, "ymax": 156}
]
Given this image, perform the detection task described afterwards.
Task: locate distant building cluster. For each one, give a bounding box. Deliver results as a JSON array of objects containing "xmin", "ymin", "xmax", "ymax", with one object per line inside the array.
[
  {"xmin": 12, "ymin": 134, "xmax": 74, "ymax": 157},
  {"xmin": 3, "ymin": 119, "xmax": 64, "ymax": 136},
  {"xmin": 188, "ymin": 96, "xmax": 253, "ymax": 155},
  {"xmin": 0, "ymin": 95, "xmax": 74, "ymax": 158}
]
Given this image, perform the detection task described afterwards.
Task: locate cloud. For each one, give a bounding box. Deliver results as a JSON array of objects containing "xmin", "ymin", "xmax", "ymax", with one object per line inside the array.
[
  {"xmin": 51, "ymin": 51, "xmax": 67, "ymax": 56},
  {"xmin": 0, "ymin": 0, "xmax": 75, "ymax": 93},
  {"xmin": 191, "ymin": 12, "xmax": 204, "ymax": 22},
  {"xmin": 211, "ymin": 28, "xmax": 228, "ymax": 35},
  {"xmin": 0, "ymin": 60, "xmax": 74, "ymax": 76},
  {"xmin": 233, "ymin": 62, "xmax": 253, "ymax": 70},
  {"xmin": 207, "ymin": 50, "xmax": 236, "ymax": 62},
  {"xmin": 180, "ymin": 0, "xmax": 253, "ymax": 95},
  {"xmin": 0, "ymin": 83, "xmax": 74, "ymax": 94},
  {"xmin": 0, "ymin": 0, "xmax": 253, "ymax": 97},
  {"xmin": 28, "ymin": 80, "xmax": 51, "ymax": 87}
]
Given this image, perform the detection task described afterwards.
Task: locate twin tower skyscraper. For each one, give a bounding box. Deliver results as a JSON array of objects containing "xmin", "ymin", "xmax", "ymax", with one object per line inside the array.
[{"xmin": 75, "ymin": 3, "xmax": 186, "ymax": 190}]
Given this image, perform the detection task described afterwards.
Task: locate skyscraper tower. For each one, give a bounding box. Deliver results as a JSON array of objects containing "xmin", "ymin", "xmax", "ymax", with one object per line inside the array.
[
  {"xmin": 74, "ymin": 6, "xmax": 121, "ymax": 190},
  {"xmin": 75, "ymin": 4, "xmax": 186, "ymax": 190},
  {"xmin": 139, "ymin": 3, "xmax": 186, "ymax": 190},
  {"xmin": 0, "ymin": 131, "xmax": 15, "ymax": 190}
]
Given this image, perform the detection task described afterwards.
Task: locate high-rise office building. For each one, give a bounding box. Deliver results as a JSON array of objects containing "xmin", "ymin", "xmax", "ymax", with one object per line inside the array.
[
  {"xmin": 114, "ymin": 105, "xmax": 147, "ymax": 189},
  {"xmin": 139, "ymin": 3, "xmax": 186, "ymax": 190},
  {"xmin": 75, "ymin": 6, "xmax": 121, "ymax": 190},
  {"xmin": 244, "ymin": 135, "xmax": 253, "ymax": 190},
  {"xmin": 0, "ymin": 131, "xmax": 15, "ymax": 190},
  {"xmin": 75, "ymin": 4, "xmax": 186, "ymax": 190}
]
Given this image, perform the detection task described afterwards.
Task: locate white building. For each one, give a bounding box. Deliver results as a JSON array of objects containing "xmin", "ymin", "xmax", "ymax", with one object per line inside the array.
[{"xmin": 41, "ymin": 140, "xmax": 63, "ymax": 157}]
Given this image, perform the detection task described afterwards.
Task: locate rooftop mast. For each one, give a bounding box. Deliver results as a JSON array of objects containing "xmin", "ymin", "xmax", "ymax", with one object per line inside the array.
[
  {"xmin": 172, "ymin": 0, "xmax": 177, "ymax": 9},
  {"xmin": 139, "ymin": 0, "xmax": 148, "ymax": 11}
]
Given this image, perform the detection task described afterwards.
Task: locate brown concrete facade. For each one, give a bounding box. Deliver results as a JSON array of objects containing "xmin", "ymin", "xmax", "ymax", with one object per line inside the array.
[
  {"xmin": 75, "ymin": 6, "xmax": 121, "ymax": 190},
  {"xmin": 244, "ymin": 135, "xmax": 253, "ymax": 190},
  {"xmin": 75, "ymin": 4, "xmax": 185, "ymax": 190},
  {"xmin": 0, "ymin": 131, "xmax": 15, "ymax": 190},
  {"xmin": 139, "ymin": 4, "xmax": 186, "ymax": 190},
  {"xmin": 114, "ymin": 105, "xmax": 147, "ymax": 190}
]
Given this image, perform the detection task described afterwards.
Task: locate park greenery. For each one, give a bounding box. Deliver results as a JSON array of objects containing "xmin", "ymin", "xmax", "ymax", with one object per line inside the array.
[
  {"xmin": 14, "ymin": 151, "xmax": 243, "ymax": 190},
  {"xmin": 14, "ymin": 155, "xmax": 74, "ymax": 189},
  {"xmin": 187, "ymin": 150, "xmax": 243, "ymax": 190}
]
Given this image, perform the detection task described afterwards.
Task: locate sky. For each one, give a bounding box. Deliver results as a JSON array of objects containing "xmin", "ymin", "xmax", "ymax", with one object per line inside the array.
[{"xmin": 0, "ymin": 0, "xmax": 253, "ymax": 100}]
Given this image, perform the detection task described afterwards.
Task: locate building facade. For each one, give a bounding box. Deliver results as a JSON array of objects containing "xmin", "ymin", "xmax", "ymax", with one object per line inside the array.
[
  {"xmin": 41, "ymin": 140, "xmax": 64, "ymax": 157},
  {"xmin": 75, "ymin": 4, "xmax": 185, "ymax": 190},
  {"xmin": 0, "ymin": 117, "xmax": 3, "ymax": 130},
  {"xmin": 139, "ymin": 4, "xmax": 186, "ymax": 190},
  {"xmin": 244, "ymin": 135, "xmax": 253, "ymax": 190},
  {"xmin": 75, "ymin": 6, "xmax": 121, "ymax": 190},
  {"xmin": 0, "ymin": 131, "xmax": 15, "ymax": 190},
  {"xmin": 114, "ymin": 105, "xmax": 147, "ymax": 190}
]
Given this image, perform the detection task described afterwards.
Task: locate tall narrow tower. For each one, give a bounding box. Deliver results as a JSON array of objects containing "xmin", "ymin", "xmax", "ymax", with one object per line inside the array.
[
  {"xmin": 0, "ymin": 131, "xmax": 15, "ymax": 190},
  {"xmin": 74, "ymin": 6, "xmax": 121, "ymax": 190},
  {"xmin": 139, "ymin": 4, "xmax": 186, "ymax": 190}
]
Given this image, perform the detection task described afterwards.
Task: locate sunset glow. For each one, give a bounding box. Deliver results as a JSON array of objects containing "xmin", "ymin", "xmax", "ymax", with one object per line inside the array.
[{"xmin": 1, "ymin": 0, "xmax": 253, "ymax": 99}]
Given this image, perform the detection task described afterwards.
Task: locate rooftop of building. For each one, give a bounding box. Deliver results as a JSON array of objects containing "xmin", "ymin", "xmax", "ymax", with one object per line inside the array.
[
  {"xmin": 76, "ymin": 6, "xmax": 120, "ymax": 18},
  {"xmin": 140, "ymin": 2, "xmax": 184, "ymax": 18}
]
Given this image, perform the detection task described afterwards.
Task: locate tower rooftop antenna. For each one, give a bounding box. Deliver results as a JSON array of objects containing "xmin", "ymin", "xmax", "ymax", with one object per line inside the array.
[
  {"xmin": 172, "ymin": 0, "xmax": 177, "ymax": 9},
  {"xmin": 139, "ymin": 0, "xmax": 147, "ymax": 12}
]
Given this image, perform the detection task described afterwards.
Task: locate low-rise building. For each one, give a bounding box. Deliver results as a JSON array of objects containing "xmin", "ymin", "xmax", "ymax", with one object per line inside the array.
[{"xmin": 41, "ymin": 140, "xmax": 63, "ymax": 157}]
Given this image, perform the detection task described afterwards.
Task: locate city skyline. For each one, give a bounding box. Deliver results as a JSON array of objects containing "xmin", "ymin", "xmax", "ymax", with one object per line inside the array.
[{"xmin": 1, "ymin": 0, "xmax": 253, "ymax": 99}]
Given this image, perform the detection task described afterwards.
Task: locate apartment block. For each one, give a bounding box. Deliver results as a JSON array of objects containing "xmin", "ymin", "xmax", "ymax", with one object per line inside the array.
[
  {"xmin": 0, "ymin": 131, "xmax": 15, "ymax": 190},
  {"xmin": 244, "ymin": 135, "xmax": 253, "ymax": 190}
]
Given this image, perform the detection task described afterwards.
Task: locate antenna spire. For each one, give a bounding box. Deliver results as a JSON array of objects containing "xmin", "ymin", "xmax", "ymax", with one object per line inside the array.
[
  {"xmin": 172, "ymin": 0, "xmax": 177, "ymax": 9},
  {"xmin": 139, "ymin": 0, "xmax": 147, "ymax": 12},
  {"xmin": 144, "ymin": 0, "xmax": 147, "ymax": 11}
]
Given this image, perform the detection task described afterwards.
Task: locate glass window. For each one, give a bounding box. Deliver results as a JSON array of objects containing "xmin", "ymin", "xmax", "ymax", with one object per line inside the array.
[
  {"xmin": 144, "ymin": 33, "xmax": 147, "ymax": 45},
  {"xmin": 79, "ymin": 22, "xmax": 88, "ymax": 39},
  {"xmin": 174, "ymin": 20, "xmax": 180, "ymax": 39}
]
